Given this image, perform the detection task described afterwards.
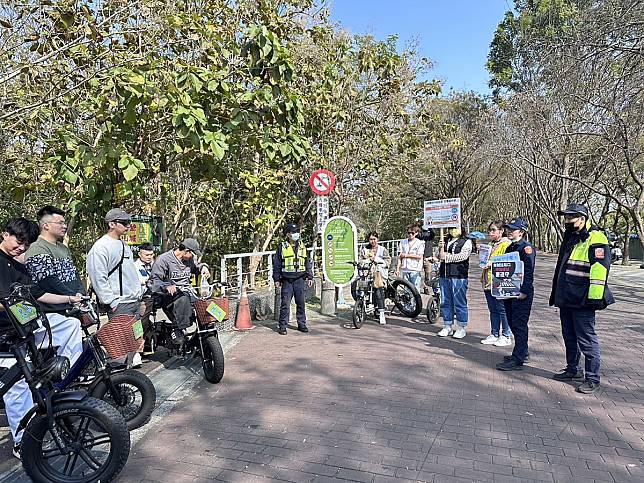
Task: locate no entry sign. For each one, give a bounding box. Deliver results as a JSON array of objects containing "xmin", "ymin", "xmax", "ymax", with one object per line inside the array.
[{"xmin": 309, "ymin": 169, "xmax": 336, "ymax": 196}]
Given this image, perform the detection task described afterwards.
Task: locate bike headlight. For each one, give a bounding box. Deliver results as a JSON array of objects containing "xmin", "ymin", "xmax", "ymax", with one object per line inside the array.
[{"xmin": 40, "ymin": 355, "xmax": 70, "ymax": 383}]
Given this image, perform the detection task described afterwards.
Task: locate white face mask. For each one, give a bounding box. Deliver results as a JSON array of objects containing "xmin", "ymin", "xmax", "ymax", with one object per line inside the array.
[{"xmin": 290, "ymin": 233, "xmax": 301, "ymax": 242}]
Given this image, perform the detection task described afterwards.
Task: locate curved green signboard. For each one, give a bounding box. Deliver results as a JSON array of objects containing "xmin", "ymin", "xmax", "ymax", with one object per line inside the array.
[{"xmin": 322, "ymin": 216, "xmax": 358, "ymax": 287}]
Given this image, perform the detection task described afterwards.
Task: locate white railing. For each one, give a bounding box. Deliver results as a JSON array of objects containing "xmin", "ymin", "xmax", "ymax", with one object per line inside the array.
[{"xmin": 220, "ymin": 239, "xmax": 404, "ymax": 293}]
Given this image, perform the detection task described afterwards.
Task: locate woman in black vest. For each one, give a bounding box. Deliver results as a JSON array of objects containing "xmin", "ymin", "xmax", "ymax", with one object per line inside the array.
[{"xmin": 435, "ymin": 227, "xmax": 472, "ymax": 339}]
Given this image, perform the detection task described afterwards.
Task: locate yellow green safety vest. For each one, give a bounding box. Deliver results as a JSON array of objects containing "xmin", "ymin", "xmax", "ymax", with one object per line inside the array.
[
  {"xmin": 483, "ymin": 239, "xmax": 511, "ymax": 287},
  {"xmin": 281, "ymin": 241, "xmax": 308, "ymax": 273},
  {"xmin": 566, "ymin": 230, "xmax": 609, "ymax": 300}
]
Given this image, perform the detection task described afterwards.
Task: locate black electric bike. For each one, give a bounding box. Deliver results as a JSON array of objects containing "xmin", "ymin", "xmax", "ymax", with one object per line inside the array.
[
  {"xmin": 0, "ymin": 284, "xmax": 130, "ymax": 483},
  {"xmin": 349, "ymin": 260, "xmax": 423, "ymax": 328},
  {"xmin": 57, "ymin": 300, "xmax": 156, "ymax": 430},
  {"xmin": 146, "ymin": 282, "xmax": 225, "ymax": 383}
]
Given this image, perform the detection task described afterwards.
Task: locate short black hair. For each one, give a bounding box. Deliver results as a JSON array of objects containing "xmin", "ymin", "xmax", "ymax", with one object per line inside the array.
[
  {"xmin": 138, "ymin": 242, "xmax": 154, "ymax": 252},
  {"xmin": 36, "ymin": 205, "xmax": 65, "ymax": 222},
  {"xmin": 3, "ymin": 218, "xmax": 40, "ymax": 244}
]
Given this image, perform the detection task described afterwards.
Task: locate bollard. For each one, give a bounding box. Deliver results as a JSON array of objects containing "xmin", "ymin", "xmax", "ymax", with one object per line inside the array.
[{"xmin": 320, "ymin": 280, "xmax": 336, "ymax": 316}]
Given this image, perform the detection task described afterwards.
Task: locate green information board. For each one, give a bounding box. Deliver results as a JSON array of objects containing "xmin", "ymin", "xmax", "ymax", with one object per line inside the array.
[{"xmin": 322, "ymin": 216, "xmax": 358, "ymax": 287}]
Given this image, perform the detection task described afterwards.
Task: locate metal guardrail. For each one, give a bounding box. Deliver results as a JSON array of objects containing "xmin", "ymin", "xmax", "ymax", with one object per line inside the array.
[{"xmin": 220, "ymin": 239, "xmax": 404, "ymax": 293}]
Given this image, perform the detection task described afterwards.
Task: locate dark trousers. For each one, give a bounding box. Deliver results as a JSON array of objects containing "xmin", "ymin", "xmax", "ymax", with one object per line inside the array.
[
  {"xmin": 279, "ymin": 277, "xmax": 306, "ymax": 329},
  {"xmin": 504, "ymin": 294, "xmax": 533, "ymax": 363},
  {"xmin": 373, "ymin": 287, "xmax": 385, "ymax": 312},
  {"xmin": 559, "ymin": 307, "xmax": 601, "ymax": 383},
  {"xmin": 154, "ymin": 291, "xmax": 194, "ymax": 330}
]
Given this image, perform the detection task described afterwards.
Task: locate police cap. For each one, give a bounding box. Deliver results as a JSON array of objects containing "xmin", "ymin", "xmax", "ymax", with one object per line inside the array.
[
  {"xmin": 504, "ymin": 217, "xmax": 529, "ymax": 232},
  {"xmin": 557, "ymin": 203, "xmax": 589, "ymax": 218},
  {"xmin": 283, "ymin": 223, "xmax": 299, "ymax": 235}
]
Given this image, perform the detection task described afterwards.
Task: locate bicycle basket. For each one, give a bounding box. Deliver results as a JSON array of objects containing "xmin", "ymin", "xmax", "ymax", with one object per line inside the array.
[
  {"xmin": 96, "ymin": 314, "xmax": 144, "ymax": 359},
  {"xmin": 194, "ymin": 298, "xmax": 229, "ymax": 327}
]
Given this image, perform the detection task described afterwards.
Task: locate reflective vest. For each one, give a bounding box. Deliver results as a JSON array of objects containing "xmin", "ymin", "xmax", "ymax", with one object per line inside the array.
[
  {"xmin": 565, "ymin": 230, "xmax": 609, "ymax": 301},
  {"xmin": 281, "ymin": 241, "xmax": 308, "ymax": 274}
]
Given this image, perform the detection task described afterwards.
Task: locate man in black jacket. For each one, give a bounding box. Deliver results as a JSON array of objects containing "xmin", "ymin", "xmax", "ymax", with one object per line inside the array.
[
  {"xmin": 273, "ymin": 223, "xmax": 313, "ymax": 335},
  {"xmin": 550, "ymin": 203, "xmax": 613, "ymax": 394}
]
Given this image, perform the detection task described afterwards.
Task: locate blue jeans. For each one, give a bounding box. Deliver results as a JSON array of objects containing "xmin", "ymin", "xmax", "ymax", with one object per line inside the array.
[
  {"xmin": 484, "ymin": 290, "xmax": 511, "ymax": 337},
  {"xmin": 439, "ymin": 277, "xmax": 468, "ymax": 326},
  {"xmin": 402, "ymin": 271, "xmax": 422, "ymax": 294}
]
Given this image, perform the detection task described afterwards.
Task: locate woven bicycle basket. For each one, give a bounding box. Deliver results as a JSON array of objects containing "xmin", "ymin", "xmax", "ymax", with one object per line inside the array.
[
  {"xmin": 194, "ymin": 298, "xmax": 231, "ymax": 329},
  {"xmin": 96, "ymin": 314, "xmax": 144, "ymax": 359}
]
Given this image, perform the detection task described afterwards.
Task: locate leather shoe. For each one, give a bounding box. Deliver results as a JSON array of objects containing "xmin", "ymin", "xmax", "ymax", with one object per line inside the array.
[
  {"xmin": 297, "ymin": 325, "xmax": 309, "ymax": 333},
  {"xmin": 496, "ymin": 359, "xmax": 524, "ymax": 371},
  {"xmin": 278, "ymin": 328, "xmax": 287, "ymax": 335},
  {"xmin": 553, "ymin": 369, "xmax": 584, "ymax": 381},
  {"xmin": 504, "ymin": 354, "xmax": 530, "ymax": 363}
]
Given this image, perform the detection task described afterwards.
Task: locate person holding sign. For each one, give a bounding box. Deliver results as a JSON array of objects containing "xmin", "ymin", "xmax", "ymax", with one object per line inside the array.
[
  {"xmin": 550, "ymin": 203, "xmax": 614, "ymax": 394},
  {"xmin": 273, "ymin": 223, "xmax": 314, "ymax": 335},
  {"xmin": 480, "ymin": 221, "xmax": 512, "ymax": 346},
  {"xmin": 435, "ymin": 227, "xmax": 472, "ymax": 339},
  {"xmin": 495, "ymin": 218, "xmax": 536, "ymax": 371}
]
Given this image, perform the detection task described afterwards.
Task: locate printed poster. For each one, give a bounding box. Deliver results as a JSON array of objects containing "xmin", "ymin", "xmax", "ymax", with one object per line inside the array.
[{"xmin": 491, "ymin": 252, "xmax": 524, "ymax": 299}]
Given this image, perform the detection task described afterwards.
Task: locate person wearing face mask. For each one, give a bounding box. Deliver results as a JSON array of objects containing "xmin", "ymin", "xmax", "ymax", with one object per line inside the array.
[
  {"xmin": 480, "ymin": 221, "xmax": 512, "ymax": 347},
  {"xmin": 434, "ymin": 226, "xmax": 472, "ymax": 339},
  {"xmin": 549, "ymin": 204, "xmax": 613, "ymax": 394},
  {"xmin": 360, "ymin": 231, "xmax": 392, "ymax": 325},
  {"xmin": 273, "ymin": 223, "xmax": 314, "ymax": 335},
  {"xmin": 496, "ymin": 217, "xmax": 536, "ymax": 371}
]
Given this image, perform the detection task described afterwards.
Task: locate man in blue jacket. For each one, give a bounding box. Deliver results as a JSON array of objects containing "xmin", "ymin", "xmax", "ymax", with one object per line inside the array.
[
  {"xmin": 496, "ymin": 217, "xmax": 536, "ymax": 371},
  {"xmin": 273, "ymin": 223, "xmax": 314, "ymax": 335},
  {"xmin": 550, "ymin": 203, "xmax": 613, "ymax": 394}
]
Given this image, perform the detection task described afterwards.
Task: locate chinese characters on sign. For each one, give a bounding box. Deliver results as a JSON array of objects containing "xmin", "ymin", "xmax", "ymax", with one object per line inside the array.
[
  {"xmin": 322, "ymin": 216, "xmax": 358, "ymax": 287},
  {"xmin": 423, "ymin": 198, "xmax": 462, "ymax": 229}
]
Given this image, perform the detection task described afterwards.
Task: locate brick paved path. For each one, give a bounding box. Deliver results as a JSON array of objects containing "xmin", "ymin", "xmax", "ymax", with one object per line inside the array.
[{"xmin": 115, "ymin": 255, "xmax": 644, "ymax": 483}]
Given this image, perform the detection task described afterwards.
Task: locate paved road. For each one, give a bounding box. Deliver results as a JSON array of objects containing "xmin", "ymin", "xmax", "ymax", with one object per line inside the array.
[
  {"xmin": 2, "ymin": 255, "xmax": 643, "ymax": 482},
  {"xmin": 113, "ymin": 255, "xmax": 644, "ymax": 483}
]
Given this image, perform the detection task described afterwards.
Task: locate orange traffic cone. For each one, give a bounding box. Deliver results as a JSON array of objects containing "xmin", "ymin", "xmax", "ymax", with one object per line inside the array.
[{"xmin": 234, "ymin": 285, "xmax": 254, "ymax": 331}]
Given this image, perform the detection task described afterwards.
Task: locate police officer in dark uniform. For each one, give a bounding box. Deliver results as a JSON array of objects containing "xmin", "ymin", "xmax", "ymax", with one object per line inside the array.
[
  {"xmin": 550, "ymin": 203, "xmax": 614, "ymax": 394},
  {"xmin": 496, "ymin": 217, "xmax": 536, "ymax": 371},
  {"xmin": 273, "ymin": 223, "xmax": 314, "ymax": 335}
]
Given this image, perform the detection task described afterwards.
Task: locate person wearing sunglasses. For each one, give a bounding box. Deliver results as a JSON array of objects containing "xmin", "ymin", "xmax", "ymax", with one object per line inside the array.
[
  {"xmin": 87, "ymin": 208, "xmax": 144, "ymax": 322},
  {"xmin": 395, "ymin": 225, "xmax": 425, "ymax": 314}
]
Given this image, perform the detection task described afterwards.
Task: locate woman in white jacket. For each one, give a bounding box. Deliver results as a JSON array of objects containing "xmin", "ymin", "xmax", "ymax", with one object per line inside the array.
[{"xmin": 360, "ymin": 232, "xmax": 392, "ymax": 324}]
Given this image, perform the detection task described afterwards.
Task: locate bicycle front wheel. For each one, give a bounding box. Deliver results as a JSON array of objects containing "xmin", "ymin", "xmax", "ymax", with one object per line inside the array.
[
  {"xmin": 352, "ymin": 300, "xmax": 365, "ymax": 329},
  {"xmin": 21, "ymin": 397, "xmax": 130, "ymax": 483}
]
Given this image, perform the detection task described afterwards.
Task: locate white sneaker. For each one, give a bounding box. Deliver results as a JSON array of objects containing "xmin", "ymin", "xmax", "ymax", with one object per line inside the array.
[
  {"xmin": 481, "ymin": 335, "xmax": 499, "ymax": 345},
  {"xmin": 453, "ymin": 327, "xmax": 467, "ymax": 339},
  {"xmin": 379, "ymin": 312, "xmax": 387, "ymax": 325},
  {"xmin": 437, "ymin": 326, "xmax": 454, "ymax": 337},
  {"xmin": 493, "ymin": 335, "xmax": 512, "ymax": 347}
]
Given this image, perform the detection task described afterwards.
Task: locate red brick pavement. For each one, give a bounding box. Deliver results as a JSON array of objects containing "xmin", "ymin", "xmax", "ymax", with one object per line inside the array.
[{"xmin": 116, "ymin": 255, "xmax": 644, "ymax": 483}]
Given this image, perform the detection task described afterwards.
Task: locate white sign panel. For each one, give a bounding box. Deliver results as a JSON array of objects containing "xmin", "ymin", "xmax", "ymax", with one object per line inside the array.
[
  {"xmin": 316, "ymin": 195, "xmax": 330, "ymax": 233},
  {"xmin": 423, "ymin": 198, "xmax": 462, "ymax": 229}
]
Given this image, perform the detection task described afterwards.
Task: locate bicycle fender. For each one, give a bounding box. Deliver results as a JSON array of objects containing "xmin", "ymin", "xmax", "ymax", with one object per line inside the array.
[
  {"xmin": 17, "ymin": 405, "xmax": 38, "ymax": 433},
  {"xmin": 51, "ymin": 389, "xmax": 89, "ymax": 404}
]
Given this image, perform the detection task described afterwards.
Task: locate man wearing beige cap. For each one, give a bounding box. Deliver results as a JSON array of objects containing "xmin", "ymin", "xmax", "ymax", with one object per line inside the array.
[{"xmin": 87, "ymin": 208, "xmax": 144, "ymax": 319}]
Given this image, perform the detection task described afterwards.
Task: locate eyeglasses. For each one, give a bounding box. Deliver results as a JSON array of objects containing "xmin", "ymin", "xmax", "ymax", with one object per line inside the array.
[
  {"xmin": 115, "ymin": 220, "xmax": 132, "ymax": 226},
  {"xmin": 48, "ymin": 221, "xmax": 68, "ymax": 226},
  {"xmin": 407, "ymin": 232, "xmax": 416, "ymax": 235}
]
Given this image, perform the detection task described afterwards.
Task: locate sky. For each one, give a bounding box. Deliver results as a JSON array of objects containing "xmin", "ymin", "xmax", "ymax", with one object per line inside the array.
[{"xmin": 328, "ymin": 0, "xmax": 512, "ymax": 96}]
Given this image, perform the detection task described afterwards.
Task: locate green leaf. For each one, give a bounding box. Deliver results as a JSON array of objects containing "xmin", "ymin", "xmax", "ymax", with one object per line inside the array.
[{"xmin": 122, "ymin": 164, "xmax": 138, "ymax": 181}]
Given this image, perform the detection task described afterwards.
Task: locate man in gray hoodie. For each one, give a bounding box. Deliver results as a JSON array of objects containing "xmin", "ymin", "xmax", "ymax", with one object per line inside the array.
[
  {"xmin": 150, "ymin": 238, "xmax": 210, "ymax": 345},
  {"xmin": 87, "ymin": 208, "xmax": 144, "ymax": 319}
]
